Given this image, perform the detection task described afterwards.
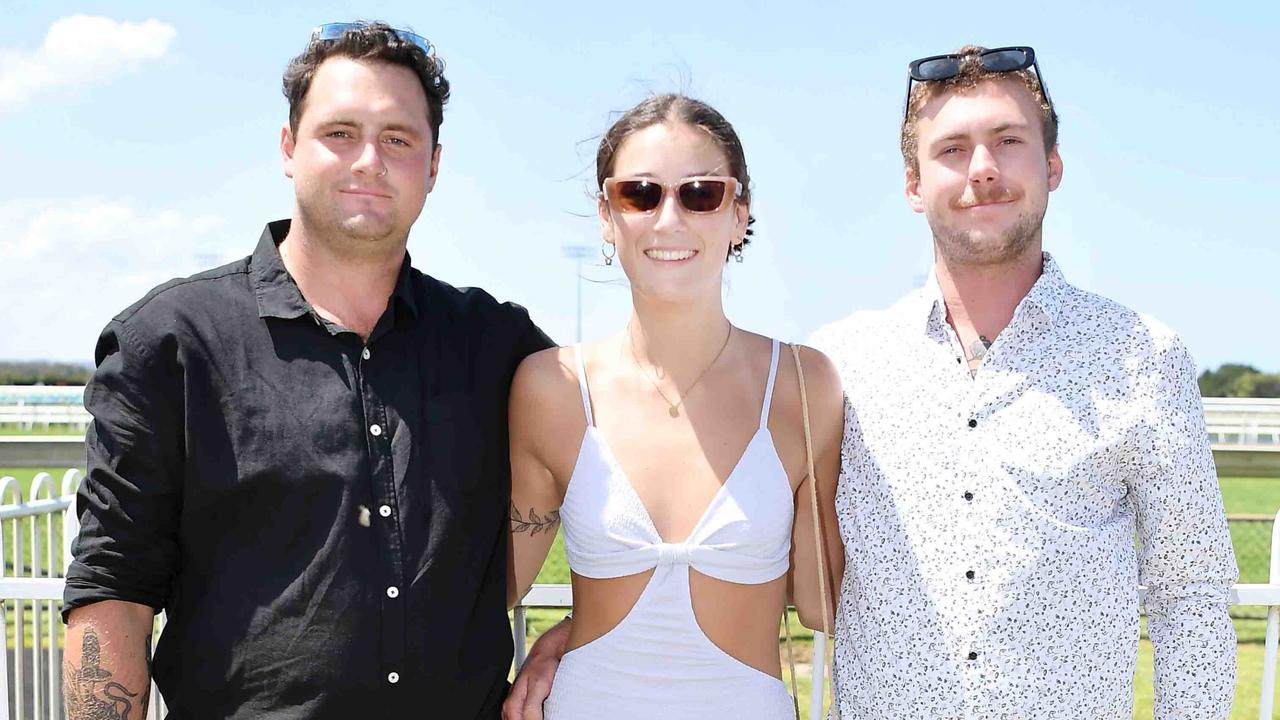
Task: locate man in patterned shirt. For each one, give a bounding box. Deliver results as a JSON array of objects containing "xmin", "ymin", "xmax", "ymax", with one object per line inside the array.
[{"xmin": 809, "ymin": 45, "xmax": 1237, "ymax": 718}]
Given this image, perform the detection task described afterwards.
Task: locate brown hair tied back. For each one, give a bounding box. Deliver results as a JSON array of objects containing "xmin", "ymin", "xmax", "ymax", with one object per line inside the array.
[{"xmin": 596, "ymin": 94, "xmax": 755, "ymax": 260}]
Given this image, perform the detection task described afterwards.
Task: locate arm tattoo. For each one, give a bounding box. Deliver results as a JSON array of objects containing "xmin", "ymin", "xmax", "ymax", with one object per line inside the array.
[
  {"xmin": 510, "ymin": 502, "xmax": 561, "ymax": 536},
  {"xmin": 64, "ymin": 626, "xmax": 146, "ymax": 720}
]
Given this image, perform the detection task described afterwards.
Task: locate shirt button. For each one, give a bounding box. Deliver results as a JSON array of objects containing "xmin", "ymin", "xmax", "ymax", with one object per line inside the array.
[
  {"xmin": 965, "ymin": 570, "xmax": 976, "ymax": 580},
  {"xmin": 963, "ymin": 491, "xmax": 974, "ymax": 501},
  {"xmin": 387, "ymin": 672, "xmax": 400, "ymax": 684},
  {"xmin": 379, "ymin": 504, "xmax": 392, "ymax": 518},
  {"xmin": 967, "ymin": 651, "xmax": 979, "ymax": 661},
  {"xmin": 386, "ymin": 586, "xmax": 399, "ymax": 598},
  {"xmin": 370, "ymin": 423, "xmax": 383, "ymax": 437},
  {"xmin": 362, "ymin": 347, "xmax": 371, "ymax": 361},
  {"xmin": 967, "ymin": 418, "xmax": 978, "ymax": 428}
]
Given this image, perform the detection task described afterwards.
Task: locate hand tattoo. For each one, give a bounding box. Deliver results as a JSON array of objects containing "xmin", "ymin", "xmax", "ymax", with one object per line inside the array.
[{"xmin": 510, "ymin": 502, "xmax": 561, "ymax": 536}]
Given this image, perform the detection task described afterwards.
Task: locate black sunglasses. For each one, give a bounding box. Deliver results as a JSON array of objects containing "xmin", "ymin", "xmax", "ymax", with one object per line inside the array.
[{"xmin": 902, "ymin": 46, "xmax": 1053, "ymax": 122}]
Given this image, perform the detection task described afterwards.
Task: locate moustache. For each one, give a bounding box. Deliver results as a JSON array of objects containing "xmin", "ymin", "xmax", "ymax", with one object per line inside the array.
[{"xmin": 955, "ymin": 187, "xmax": 1016, "ymax": 209}]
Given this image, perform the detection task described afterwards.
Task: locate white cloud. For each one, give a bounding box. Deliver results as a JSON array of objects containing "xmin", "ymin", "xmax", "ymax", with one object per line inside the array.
[
  {"xmin": 0, "ymin": 199, "xmax": 229, "ymax": 361},
  {"xmin": 0, "ymin": 15, "xmax": 176, "ymax": 112}
]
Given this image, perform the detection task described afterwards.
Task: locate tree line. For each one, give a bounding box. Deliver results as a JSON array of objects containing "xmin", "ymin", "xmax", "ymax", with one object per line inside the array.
[
  {"xmin": 1198, "ymin": 364, "xmax": 1280, "ymax": 398},
  {"xmin": 1, "ymin": 360, "xmax": 1277, "ymax": 398},
  {"xmin": 0, "ymin": 361, "xmax": 93, "ymax": 386}
]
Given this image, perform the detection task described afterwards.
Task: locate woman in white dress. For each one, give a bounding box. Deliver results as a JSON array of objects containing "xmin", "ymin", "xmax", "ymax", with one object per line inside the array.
[{"xmin": 506, "ymin": 94, "xmax": 844, "ymax": 719}]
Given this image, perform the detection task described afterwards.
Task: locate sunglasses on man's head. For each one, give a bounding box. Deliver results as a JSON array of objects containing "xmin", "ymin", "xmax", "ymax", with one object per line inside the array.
[
  {"xmin": 903, "ymin": 46, "xmax": 1053, "ymax": 122},
  {"xmin": 603, "ymin": 176, "xmax": 741, "ymax": 215},
  {"xmin": 311, "ymin": 22, "xmax": 434, "ymax": 55}
]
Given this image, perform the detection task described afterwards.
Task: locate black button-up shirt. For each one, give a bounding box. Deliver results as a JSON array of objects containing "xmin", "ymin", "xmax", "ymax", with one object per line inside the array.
[{"xmin": 65, "ymin": 220, "xmax": 553, "ymax": 719}]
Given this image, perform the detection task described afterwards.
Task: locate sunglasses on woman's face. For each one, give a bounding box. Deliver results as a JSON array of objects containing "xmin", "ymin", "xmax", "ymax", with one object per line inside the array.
[{"xmin": 603, "ymin": 176, "xmax": 741, "ymax": 215}]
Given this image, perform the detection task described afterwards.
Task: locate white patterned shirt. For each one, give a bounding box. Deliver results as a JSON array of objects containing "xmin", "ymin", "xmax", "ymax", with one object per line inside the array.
[{"xmin": 810, "ymin": 254, "xmax": 1237, "ymax": 719}]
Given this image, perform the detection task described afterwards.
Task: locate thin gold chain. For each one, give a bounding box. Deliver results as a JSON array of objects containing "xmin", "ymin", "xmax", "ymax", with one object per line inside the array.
[{"xmin": 628, "ymin": 325, "xmax": 733, "ymax": 418}]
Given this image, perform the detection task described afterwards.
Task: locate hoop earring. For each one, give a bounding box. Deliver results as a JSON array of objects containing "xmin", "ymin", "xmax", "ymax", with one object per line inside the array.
[
  {"xmin": 601, "ymin": 241, "xmax": 616, "ymax": 266},
  {"xmin": 732, "ymin": 243, "xmax": 744, "ymax": 263}
]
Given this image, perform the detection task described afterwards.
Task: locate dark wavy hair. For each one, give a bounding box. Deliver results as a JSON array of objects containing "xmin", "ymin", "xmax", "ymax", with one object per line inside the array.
[
  {"xmin": 596, "ymin": 94, "xmax": 755, "ymax": 259},
  {"xmin": 283, "ymin": 22, "xmax": 450, "ymax": 146}
]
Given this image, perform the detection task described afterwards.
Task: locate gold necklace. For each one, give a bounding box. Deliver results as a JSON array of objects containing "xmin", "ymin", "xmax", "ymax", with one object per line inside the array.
[{"xmin": 629, "ymin": 325, "xmax": 734, "ymax": 418}]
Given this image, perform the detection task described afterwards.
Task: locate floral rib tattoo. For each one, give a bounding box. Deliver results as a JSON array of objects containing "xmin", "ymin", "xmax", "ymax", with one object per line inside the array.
[
  {"xmin": 509, "ymin": 502, "xmax": 561, "ymax": 536},
  {"xmin": 64, "ymin": 626, "xmax": 146, "ymax": 720}
]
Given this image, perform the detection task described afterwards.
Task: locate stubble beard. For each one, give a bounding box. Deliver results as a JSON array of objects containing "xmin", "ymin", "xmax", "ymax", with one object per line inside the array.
[
  {"xmin": 930, "ymin": 204, "xmax": 1046, "ymax": 268},
  {"xmin": 296, "ymin": 188, "xmax": 404, "ymax": 256}
]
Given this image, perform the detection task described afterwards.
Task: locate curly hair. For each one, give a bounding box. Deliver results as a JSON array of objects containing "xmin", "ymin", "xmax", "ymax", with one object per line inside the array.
[{"xmin": 283, "ymin": 21, "xmax": 450, "ymax": 146}]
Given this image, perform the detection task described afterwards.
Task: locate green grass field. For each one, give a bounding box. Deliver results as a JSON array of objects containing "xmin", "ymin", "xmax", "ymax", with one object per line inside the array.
[
  {"xmin": 0, "ymin": 425, "xmax": 84, "ymax": 436},
  {"xmin": 1223, "ymin": 477, "xmax": 1280, "ymax": 517}
]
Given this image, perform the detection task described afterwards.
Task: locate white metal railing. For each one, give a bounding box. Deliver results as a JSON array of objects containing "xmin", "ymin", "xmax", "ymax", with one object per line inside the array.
[
  {"xmin": 1256, "ymin": 507, "xmax": 1280, "ymax": 719},
  {"xmin": 1, "ymin": 470, "xmax": 79, "ymax": 720},
  {"xmin": 0, "ymin": 470, "xmax": 169, "ymax": 720},
  {"xmin": 1206, "ymin": 398, "xmax": 1280, "ymax": 447},
  {"xmin": 0, "ymin": 406, "xmax": 90, "ymax": 432},
  {"xmin": 2, "ymin": 471, "xmax": 1279, "ymax": 719}
]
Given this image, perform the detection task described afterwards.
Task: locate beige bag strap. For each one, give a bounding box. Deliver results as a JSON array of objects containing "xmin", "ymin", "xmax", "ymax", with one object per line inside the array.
[
  {"xmin": 783, "ymin": 608, "xmax": 800, "ymax": 718},
  {"xmin": 791, "ymin": 343, "xmax": 836, "ymax": 718}
]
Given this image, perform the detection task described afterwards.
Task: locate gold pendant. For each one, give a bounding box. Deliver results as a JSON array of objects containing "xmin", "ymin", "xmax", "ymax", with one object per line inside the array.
[{"xmin": 668, "ymin": 406, "xmax": 680, "ymax": 418}]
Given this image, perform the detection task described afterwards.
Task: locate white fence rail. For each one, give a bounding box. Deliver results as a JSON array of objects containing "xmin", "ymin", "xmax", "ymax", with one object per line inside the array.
[
  {"xmin": 4, "ymin": 471, "xmax": 1280, "ymax": 719},
  {"xmin": 0, "ymin": 471, "xmax": 168, "ymax": 720},
  {"xmin": 1206, "ymin": 398, "xmax": 1280, "ymax": 447},
  {"xmin": 0, "ymin": 406, "xmax": 89, "ymax": 433}
]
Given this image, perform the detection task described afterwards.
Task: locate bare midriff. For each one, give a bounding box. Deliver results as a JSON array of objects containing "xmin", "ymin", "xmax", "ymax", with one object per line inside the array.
[{"xmin": 566, "ymin": 569, "xmax": 788, "ymax": 678}]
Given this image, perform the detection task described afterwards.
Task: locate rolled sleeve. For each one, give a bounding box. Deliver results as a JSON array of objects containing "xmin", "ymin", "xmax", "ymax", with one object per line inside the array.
[
  {"xmin": 63, "ymin": 318, "xmax": 184, "ymax": 619},
  {"xmin": 1132, "ymin": 335, "xmax": 1237, "ymax": 718}
]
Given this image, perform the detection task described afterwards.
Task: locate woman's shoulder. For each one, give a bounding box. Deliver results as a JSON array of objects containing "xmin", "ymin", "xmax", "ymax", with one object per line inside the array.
[
  {"xmin": 789, "ymin": 343, "xmax": 842, "ymax": 400},
  {"xmin": 756, "ymin": 335, "xmax": 843, "ymax": 430},
  {"xmin": 733, "ymin": 330, "xmax": 841, "ymax": 397},
  {"xmin": 511, "ymin": 346, "xmax": 583, "ymax": 419}
]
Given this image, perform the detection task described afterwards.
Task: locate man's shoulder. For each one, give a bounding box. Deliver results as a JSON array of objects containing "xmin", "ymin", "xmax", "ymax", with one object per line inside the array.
[
  {"xmin": 808, "ymin": 291, "xmax": 924, "ymax": 356},
  {"xmin": 1062, "ymin": 284, "xmax": 1185, "ymax": 355},
  {"xmin": 112, "ymin": 257, "xmax": 252, "ymax": 332},
  {"xmin": 413, "ymin": 270, "xmax": 537, "ymax": 328}
]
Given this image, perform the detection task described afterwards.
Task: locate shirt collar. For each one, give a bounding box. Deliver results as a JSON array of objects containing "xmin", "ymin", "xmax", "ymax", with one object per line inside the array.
[
  {"xmin": 918, "ymin": 251, "xmax": 1067, "ymax": 331},
  {"xmin": 1021, "ymin": 252, "xmax": 1067, "ymax": 325},
  {"xmin": 250, "ymin": 219, "xmax": 419, "ymax": 321}
]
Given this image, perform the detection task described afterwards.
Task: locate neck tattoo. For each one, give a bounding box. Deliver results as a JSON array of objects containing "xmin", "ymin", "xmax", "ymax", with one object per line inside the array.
[{"xmin": 970, "ymin": 335, "xmax": 992, "ymax": 361}]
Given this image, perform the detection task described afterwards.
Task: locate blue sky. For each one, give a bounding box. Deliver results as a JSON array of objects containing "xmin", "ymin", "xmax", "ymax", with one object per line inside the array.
[{"xmin": 1, "ymin": 1, "xmax": 1276, "ymax": 371}]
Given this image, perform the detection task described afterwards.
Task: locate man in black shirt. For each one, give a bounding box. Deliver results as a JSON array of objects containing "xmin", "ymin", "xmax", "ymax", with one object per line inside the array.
[{"xmin": 62, "ymin": 22, "xmax": 552, "ymax": 719}]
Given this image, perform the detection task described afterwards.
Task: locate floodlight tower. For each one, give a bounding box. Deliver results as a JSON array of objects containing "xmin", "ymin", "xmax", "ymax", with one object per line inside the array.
[{"xmin": 561, "ymin": 244, "xmax": 594, "ymax": 343}]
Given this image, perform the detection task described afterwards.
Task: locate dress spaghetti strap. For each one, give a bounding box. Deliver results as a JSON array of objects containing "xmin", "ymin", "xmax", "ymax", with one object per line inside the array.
[
  {"xmin": 574, "ymin": 344, "xmax": 595, "ymax": 427},
  {"xmin": 759, "ymin": 339, "xmax": 781, "ymax": 429}
]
